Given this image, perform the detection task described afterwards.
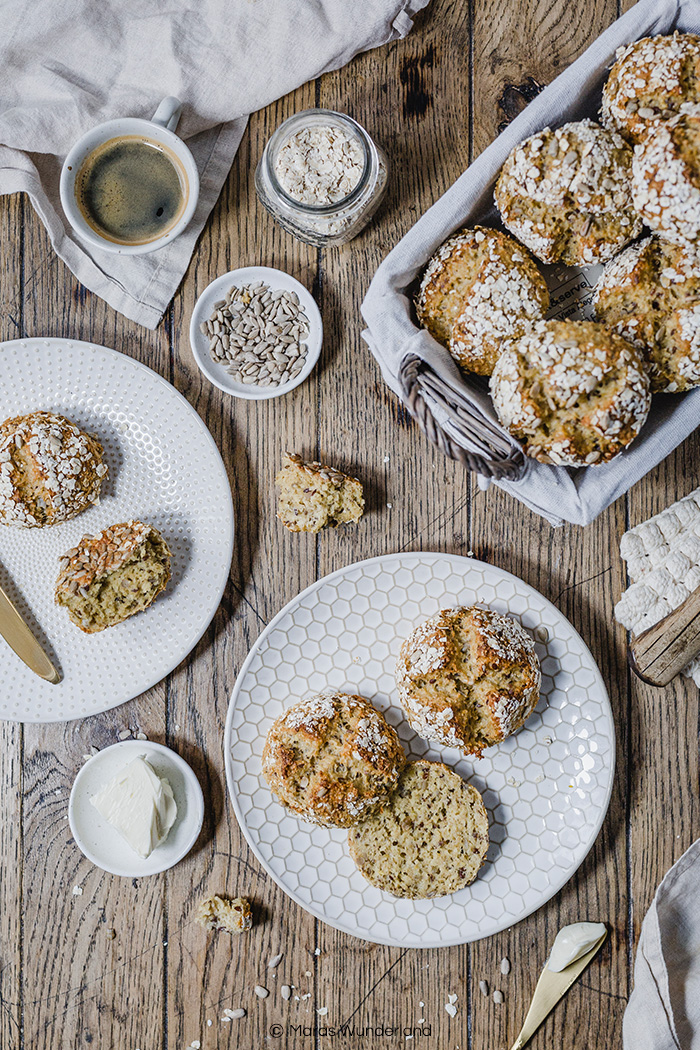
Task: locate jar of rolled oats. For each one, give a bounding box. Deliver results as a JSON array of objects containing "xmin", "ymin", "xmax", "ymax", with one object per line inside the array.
[{"xmin": 255, "ymin": 109, "xmax": 389, "ymax": 247}]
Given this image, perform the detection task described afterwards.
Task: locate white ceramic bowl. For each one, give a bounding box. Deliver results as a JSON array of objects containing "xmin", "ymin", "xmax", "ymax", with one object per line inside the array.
[
  {"xmin": 69, "ymin": 740, "xmax": 204, "ymax": 877},
  {"xmin": 189, "ymin": 266, "xmax": 322, "ymax": 400}
]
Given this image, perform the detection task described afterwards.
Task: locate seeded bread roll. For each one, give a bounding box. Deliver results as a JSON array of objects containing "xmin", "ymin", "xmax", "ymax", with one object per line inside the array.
[
  {"xmin": 632, "ymin": 104, "xmax": 700, "ymax": 248},
  {"xmin": 490, "ymin": 319, "xmax": 651, "ymax": 467},
  {"xmin": 275, "ymin": 452, "xmax": 364, "ymax": 533},
  {"xmin": 494, "ymin": 119, "xmax": 642, "ymax": 266},
  {"xmin": 262, "ymin": 691, "xmax": 405, "ymax": 828},
  {"xmin": 415, "ymin": 226, "xmax": 549, "ymax": 375},
  {"xmin": 594, "ymin": 236, "xmax": 700, "ymax": 392},
  {"xmin": 0, "ymin": 411, "xmax": 107, "ymax": 528},
  {"xmin": 602, "ymin": 33, "xmax": 700, "ymax": 144},
  {"xmin": 55, "ymin": 521, "xmax": 171, "ymax": 633},
  {"xmin": 348, "ymin": 760, "xmax": 489, "ymax": 899},
  {"xmin": 396, "ymin": 606, "xmax": 540, "ymax": 757}
]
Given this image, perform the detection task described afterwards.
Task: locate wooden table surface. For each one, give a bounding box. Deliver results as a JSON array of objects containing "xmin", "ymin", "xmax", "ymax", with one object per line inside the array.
[{"xmin": 1, "ymin": 1, "xmax": 698, "ymax": 1048}]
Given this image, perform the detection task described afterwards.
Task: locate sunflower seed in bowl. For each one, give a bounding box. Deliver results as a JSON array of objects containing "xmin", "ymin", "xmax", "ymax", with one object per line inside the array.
[
  {"xmin": 201, "ymin": 281, "xmax": 308, "ymax": 387},
  {"xmin": 189, "ymin": 266, "xmax": 323, "ymax": 401}
]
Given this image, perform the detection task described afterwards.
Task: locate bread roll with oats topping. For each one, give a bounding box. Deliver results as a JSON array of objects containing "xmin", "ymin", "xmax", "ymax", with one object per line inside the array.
[
  {"xmin": 262, "ymin": 691, "xmax": 405, "ymax": 828},
  {"xmin": 632, "ymin": 104, "xmax": 700, "ymax": 249},
  {"xmin": 415, "ymin": 226, "xmax": 549, "ymax": 375},
  {"xmin": 602, "ymin": 33, "xmax": 700, "ymax": 144},
  {"xmin": 594, "ymin": 235, "xmax": 700, "ymax": 393},
  {"xmin": 396, "ymin": 606, "xmax": 540, "ymax": 757},
  {"xmin": 0, "ymin": 411, "xmax": 106, "ymax": 528},
  {"xmin": 494, "ymin": 119, "xmax": 642, "ymax": 266},
  {"xmin": 490, "ymin": 319, "xmax": 651, "ymax": 467}
]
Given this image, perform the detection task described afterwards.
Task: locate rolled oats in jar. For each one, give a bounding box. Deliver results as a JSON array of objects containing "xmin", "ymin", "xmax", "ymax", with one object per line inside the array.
[{"xmin": 255, "ymin": 109, "xmax": 388, "ymax": 246}]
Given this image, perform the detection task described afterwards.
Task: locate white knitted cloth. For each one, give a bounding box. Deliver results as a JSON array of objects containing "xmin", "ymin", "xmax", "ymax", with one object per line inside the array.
[{"xmin": 615, "ymin": 487, "xmax": 700, "ymax": 686}]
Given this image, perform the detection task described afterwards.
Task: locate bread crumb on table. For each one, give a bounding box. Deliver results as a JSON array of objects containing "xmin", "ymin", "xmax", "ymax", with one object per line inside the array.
[{"xmin": 195, "ymin": 895, "xmax": 252, "ymax": 933}]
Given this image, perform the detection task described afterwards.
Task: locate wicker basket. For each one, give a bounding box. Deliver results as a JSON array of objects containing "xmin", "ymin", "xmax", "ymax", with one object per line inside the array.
[
  {"xmin": 397, "ymin": 353, "xmax": 526, "ymax": 480},
  {"xmin": 362, "ymin": 0, "xmax": 700, "ymax": 526}
]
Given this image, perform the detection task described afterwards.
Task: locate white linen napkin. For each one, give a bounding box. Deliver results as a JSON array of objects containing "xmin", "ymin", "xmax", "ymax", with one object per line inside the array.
[
  {"xmin": 0, "ymin": 0, "xmax": 430, "ymax": 328},
  {"xmin": 625, "ymin": 839, "xmax": 700, "ymax": 1050},
  {"xmin": 361, "ymin": 0, "xmax": 700, "ymax": 527}
]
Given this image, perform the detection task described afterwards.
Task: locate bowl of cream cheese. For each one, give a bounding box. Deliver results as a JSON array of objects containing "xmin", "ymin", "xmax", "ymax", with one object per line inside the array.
[{"xmin": 69, "ymin": 740, "xmax": 204, "ymax": 877}]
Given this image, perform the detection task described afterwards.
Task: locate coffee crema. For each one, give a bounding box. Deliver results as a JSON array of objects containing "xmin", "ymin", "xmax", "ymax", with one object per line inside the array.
[{"xmin": 75, "ymin": 136, "xmax": 188, "ymax": 245}]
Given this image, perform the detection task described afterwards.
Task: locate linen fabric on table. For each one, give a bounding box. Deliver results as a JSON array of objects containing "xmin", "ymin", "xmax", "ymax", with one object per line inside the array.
[
  {"xmin": 361, "ymin": 0, "xmax": 700, "ymax": 527},
  {"xmin": 0, "ymin": 0, "xmax": 430, "ymax": 329},
  {"xmin": 624, "ymin": 838, "xmax": 700, "ymax": 1050}
]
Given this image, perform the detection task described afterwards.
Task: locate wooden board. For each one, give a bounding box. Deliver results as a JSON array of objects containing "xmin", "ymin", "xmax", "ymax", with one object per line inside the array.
[{"xmin": 1, "ymin": 1, "xmax": 698, "ymax": 1047}]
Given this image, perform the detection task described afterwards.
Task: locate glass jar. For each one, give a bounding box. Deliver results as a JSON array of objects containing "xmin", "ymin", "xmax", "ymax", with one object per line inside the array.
[{"xmin": 255, "ymin": 109, "xmax": 389, "ymax": 247}]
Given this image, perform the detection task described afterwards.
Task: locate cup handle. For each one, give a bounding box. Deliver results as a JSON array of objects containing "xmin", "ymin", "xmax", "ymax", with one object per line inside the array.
[{"xmin": 151, "ymin": 96, "xmax": 183, "ymax": 133}]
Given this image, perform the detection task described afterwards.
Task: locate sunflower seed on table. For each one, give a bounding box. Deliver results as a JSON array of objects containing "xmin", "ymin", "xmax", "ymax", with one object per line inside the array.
[{"xmin": 205, "ymin": 280, "xmax": 309, "ymax": 389}]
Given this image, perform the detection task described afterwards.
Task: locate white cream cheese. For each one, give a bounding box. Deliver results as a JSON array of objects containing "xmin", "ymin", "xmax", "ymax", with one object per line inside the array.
[
  {"xmin": 547, "ymin": 922, "xmax": 607, "ymax": 972},
  {"xmin": 91, "ymin": 755, "xmax": 177, "ymax": 859}
]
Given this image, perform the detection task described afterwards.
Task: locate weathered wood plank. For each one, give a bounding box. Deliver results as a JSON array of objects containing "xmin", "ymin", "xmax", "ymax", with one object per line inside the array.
[
  {"xmin": 315, "ymin": 3, "xmax": 474, "ymax": 1047},
  {"xmin": 470, "ymin": 1, "xmax": 629, "ymax": 1047},
  {"xmin": 626, "ymin": 435, "xmax": 700, "ymax": 949},
  {"xmin": 19, "ymin": 207, "xmax": 169, "ymax": 1050},
  {"xmin": 166, "ymin": 86, "xmax": 320, "ymax": 1050},
  {"xmin": 0, "ymin": 192, "xmax": 24, "ymax": 1050}
]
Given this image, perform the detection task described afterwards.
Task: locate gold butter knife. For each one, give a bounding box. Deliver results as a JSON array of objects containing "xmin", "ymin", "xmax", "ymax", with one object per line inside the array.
[
  {"xmin": 509, "ymin": 928, "xmax": 608, "ymax": 1050},
  {"xmin": 0, "ymin": 582, "xmax": 60, "ymax": 684}
]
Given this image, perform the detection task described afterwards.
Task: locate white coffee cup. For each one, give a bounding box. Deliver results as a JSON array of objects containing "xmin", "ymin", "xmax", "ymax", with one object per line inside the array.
[{"xmin": 60, "ymin": 97, "xmax": 200, "ymax": 256}]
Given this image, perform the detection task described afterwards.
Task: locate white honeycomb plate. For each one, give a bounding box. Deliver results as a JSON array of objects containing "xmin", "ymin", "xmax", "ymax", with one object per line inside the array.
[
  {"xmin": 0, "ymin": 338, "xmax": 234, "ymax": 722},
  {"xmin": 225, "ymin": 551, "xmax": 614, "ymax": 947}
]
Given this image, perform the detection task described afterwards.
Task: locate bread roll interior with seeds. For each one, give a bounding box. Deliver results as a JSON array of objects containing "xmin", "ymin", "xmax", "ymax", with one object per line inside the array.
[
  {"xmin": 348, "ymin": 760, "xmax": 489, "ymax": 899},
  {"xmin": 275, "ymin": 452, "xmax": 364, "ymax": 533},
  {"xmin": 55, "ymin": 521, "xmax": 171, "ymax": 633},
  {"xmin": 0, "ymin": 411, "xmax": 107, "ymax": 528},
  {"xmin": 396, "ymin": 606, "xmax": 541, "ymax": 756}
]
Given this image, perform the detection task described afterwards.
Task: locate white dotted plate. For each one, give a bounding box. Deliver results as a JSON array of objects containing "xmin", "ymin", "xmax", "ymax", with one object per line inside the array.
[
  {"xmin": 225, "ymin": 552, "xmax": 614, "ymax": 948},
  {"xmin": 0, "ymin": 338, "xmax": 234, "ymax": 722}
]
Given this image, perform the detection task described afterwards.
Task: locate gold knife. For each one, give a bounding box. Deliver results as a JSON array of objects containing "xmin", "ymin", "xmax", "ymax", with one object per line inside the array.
[
  {"xmin": 0, "ymin": 582, "xmax": 60, "ymax": 684},
  {"xmin": 509, "ymin": 928, "xmax": 608, "ymax": 1050}
]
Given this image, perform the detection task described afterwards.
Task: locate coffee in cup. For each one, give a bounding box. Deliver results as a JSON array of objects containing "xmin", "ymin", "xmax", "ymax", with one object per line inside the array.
[
  {"xmin": 74, "ymin": 135, "xmax": 188, "ymax": 246},
  {"xmin": 61, "ymin": 98, "xmax": 200, "ymax": 256}
]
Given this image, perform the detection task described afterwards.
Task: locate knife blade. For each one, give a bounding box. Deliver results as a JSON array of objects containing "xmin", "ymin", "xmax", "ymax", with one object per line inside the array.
[{"xmin": 0, "ymin": 582, "xmax": 60, "ymax": 684}]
